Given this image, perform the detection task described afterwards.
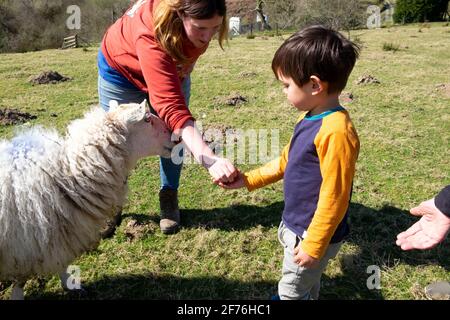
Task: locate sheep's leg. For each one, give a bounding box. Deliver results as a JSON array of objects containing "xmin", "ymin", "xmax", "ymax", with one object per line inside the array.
[
  {"xmin": 10, "ymin": 281, "xmax": 26, "ymax": 300},
  {"xmin": 100, "ymin": 206, "xmax": 123, "ymax": 239}
]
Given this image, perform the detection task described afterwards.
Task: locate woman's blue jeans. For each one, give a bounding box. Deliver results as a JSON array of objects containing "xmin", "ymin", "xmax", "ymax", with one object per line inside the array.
[{"xmin": 98, "ymin": 75, "xmax": 191, "ymax": 191}]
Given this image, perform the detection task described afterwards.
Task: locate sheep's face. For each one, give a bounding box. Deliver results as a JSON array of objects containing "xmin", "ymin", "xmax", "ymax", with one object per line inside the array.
[{"xmin": 109, "ymin": 100, "xmax": 175, "ymax": 160}]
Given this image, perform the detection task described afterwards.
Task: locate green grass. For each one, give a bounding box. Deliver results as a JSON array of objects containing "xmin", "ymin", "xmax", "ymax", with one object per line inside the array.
[{"xmin": 1, "ymin": 23, "xmax": 449, "ymax": 300}]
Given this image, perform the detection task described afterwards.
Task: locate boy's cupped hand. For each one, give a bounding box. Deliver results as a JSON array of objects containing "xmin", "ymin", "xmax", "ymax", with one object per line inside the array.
[
  {"xmin": 294, "ymin": 245, "xmax": 319, "ymax": 269},
  {"xmin": 214, "ymin": 171, "xmax": 246, "ymax": 189}
]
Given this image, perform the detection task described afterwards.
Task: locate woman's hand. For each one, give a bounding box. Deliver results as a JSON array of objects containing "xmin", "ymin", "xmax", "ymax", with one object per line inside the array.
[{"xmin": 207, "ymin": 157, "xmax": 238, "ymax": 184}]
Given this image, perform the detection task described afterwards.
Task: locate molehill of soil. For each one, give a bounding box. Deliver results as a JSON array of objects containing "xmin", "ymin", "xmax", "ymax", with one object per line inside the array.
[
  {"xmin": 29, "ymin": 71, "xmax": 71, "ymax": 85},
  {"xmin": 0, "ymin": 108, "xmax": 37, "ymax": 126}
]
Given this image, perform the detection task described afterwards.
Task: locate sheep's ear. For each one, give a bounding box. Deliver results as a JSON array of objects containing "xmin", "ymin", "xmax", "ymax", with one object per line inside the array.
[
  {"xmin": 109, "ymin": 100, "xmax": 119, "ymax": 111},
  {"xmin": 140, "ymin": 99, "xmax": 150, "ymax": 113},
  {"xmin": 140, "ymin": 99, "xmax": 149, "ymax": 108},
  {"xmin": 139, "ymin": 99, "xmax": 152, "ymax": 122}
]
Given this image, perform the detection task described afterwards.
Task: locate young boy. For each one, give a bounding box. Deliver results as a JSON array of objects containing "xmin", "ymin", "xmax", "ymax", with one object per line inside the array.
[{"xmin": 219, "ymin": 25, "xmax": 360, "ymax": 300}]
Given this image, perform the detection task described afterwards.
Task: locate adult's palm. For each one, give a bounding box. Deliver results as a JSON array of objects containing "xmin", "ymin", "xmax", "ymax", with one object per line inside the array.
[{"xmin": 396, "ymin": 199, "xmax": 450, "ymax": 250}]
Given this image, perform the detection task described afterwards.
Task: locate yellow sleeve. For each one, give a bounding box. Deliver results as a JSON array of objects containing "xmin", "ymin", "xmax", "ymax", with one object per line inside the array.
[
  {"xmin": 301, "ymin": 128, "xmax": 360, "ymax": 259},
  {"xmin": 242, "ymin": 142, "xmax": 290, "ymax": 191}
]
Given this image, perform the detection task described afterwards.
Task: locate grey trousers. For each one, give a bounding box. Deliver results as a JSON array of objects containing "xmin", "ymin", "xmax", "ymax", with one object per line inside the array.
[{"xmin": 277, "ymin": 221, "xmax": 342, "ymax": 300}]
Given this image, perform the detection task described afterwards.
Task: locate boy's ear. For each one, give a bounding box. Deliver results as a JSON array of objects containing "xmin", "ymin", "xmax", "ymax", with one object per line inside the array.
[{"xmin": 310, "ymin": 76, "xmax": 326, "ymax": 95}]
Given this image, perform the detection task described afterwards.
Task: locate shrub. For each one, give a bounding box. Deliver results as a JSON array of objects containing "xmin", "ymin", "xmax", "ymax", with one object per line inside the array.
[
  {"xmin": 0, "ymin": 0, "xmax": 131, "ymax": 53},
  {"xmin": 352, "ymin": 35, "xmax": 364, "ymax": 47},
  {"xmin": 382, "ymin": 42, "xmax": 400, "ymax": 52},
  {"xmin": 394, "ymin": 0, "xmax": 450, "ymax": 23}
]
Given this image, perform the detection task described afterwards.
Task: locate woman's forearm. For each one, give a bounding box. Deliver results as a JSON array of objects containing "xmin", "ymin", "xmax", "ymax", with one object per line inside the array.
[
  {"xmin": 177, "ymin": 120, "xmax": 237, "ymax": 183},
  {"xmin": 178, "ymin": 120, "xmax": 217, "ymax": 168}
]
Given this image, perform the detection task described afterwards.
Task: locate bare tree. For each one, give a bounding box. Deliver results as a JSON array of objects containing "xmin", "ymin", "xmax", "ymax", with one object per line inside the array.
[
  {"xmin": 296, "ymin": 0, "xmax": 368, "ymax": 37},
  {"xmin": 265, "ymin": 0, "xmax": 301, "ymax": 30},
  {"xmin": 255, "ymin": 0, "xmax": 271, "ymax": 30},
  {"xmin": 0, "ymin": 0, "xmax": 132, "ymax": 52}
]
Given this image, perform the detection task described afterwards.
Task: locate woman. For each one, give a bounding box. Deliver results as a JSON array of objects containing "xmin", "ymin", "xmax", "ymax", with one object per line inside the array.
[{"xmin": 98, "ymin": 0, "xmax": 237, "ymax": 235}]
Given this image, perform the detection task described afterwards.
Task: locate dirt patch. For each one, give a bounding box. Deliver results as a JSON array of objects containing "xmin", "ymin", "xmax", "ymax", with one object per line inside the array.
[
  {"xmin": 227, "ymin": 95, "xmax": 247, "ymax": 106},
  {"xmin": 201, "ymin": 125, "xmax": 237, "ymax": 154},
  {"xmin": 214, "ymin": 93, "xmax": 248, "ymax": 106},
  {"xmin": 239, "ymin": 71, "xmax": 257, "ymax": 78},
  {"xmin": 435, "ymin": 83, "xmax": 450, "ymax": 98},
  {"xmin": 124, "ymin": 219, "xmax": 152, "ymax": 241},
  {"xmin": 29, "ymin": 71, "xmax": 71, "ymax": 85},
  {"xmin": 202, "ymin": 124, "xmax": 232, "ymax": 135},
  {"xmin": 356, "ymin": 74, "xmax": 380, "ymax": 85},
  {"xmin": 202, "ymin": 125, "xmax": 238, "ymax": 142},
  {"xmin": 0, "ymin": 108, "xmax": 37, "ymax": 126},
  {"xmin": 340, "ymin": 92, "xmax": 354, "ymax": 103}
]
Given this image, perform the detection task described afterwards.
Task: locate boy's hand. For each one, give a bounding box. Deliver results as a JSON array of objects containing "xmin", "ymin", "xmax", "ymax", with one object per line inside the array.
[
  {"xmin": 215, "ymin": 171, "xmax": 246, "ymax": 189},
  {"xmin": 294, "ymin": 245, "xmax": 319, "ymax": 269}
]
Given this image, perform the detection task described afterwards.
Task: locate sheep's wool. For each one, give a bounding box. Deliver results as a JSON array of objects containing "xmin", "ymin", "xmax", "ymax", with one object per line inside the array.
[{"xmin": 0, "ymin": 108, "xmax": 130, "ymax": 281}]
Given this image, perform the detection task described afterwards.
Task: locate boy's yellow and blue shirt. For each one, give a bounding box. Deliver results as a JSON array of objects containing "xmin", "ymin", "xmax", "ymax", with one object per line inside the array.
[{"xmin": 243, "ymin": 106, "xmax": 360, "ymax": 259}]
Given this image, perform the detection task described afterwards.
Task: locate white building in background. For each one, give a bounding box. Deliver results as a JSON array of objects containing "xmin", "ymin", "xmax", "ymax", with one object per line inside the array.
[{"xmin": 229, "ymin": 17, "xmax": 241, "ymax": 35}]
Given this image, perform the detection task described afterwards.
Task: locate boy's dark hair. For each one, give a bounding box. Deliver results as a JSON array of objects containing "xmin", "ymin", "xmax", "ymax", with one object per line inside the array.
[{"xmin": 272, "ymin": 25, "xmax": 360, "ymax": 94}]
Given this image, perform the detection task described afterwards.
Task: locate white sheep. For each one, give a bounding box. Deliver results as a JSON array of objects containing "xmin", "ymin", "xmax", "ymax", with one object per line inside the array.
[{"xmin": 0, "ymin": 100, "xmax": 174, "ymax": 299}]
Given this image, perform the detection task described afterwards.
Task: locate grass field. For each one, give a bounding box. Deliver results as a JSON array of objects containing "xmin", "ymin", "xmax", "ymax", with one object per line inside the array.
[{"xmin": 0, "ymin": 23, "xmax": 449, "ymax": 300}]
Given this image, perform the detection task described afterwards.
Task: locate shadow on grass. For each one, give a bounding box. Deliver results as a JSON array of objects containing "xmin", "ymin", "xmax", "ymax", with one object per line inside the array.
[
  {"xmin": 119, "ymin": 201, "xmax": 449, "ymax": 300},
  {"xmin": 347, "ymin": 203, "xmax": 449, "ymax": 270},
  {"xmin": 122, "ymin": 201, "xmax": 283, "ymax": 231},
  {"xmin": 25, "ymin": 273, "xmax": 275, "ymax": 300},
  {"xmin": 320, "ymin": 203, "xmax": 449, "ymax": 299},
  {"xmin": 177, "ymin": 202, "xmax": 448, "ymax": 268},
  {"xmin": 20, "ymin": 202, "xmax": 446, "ymax": 300}
]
